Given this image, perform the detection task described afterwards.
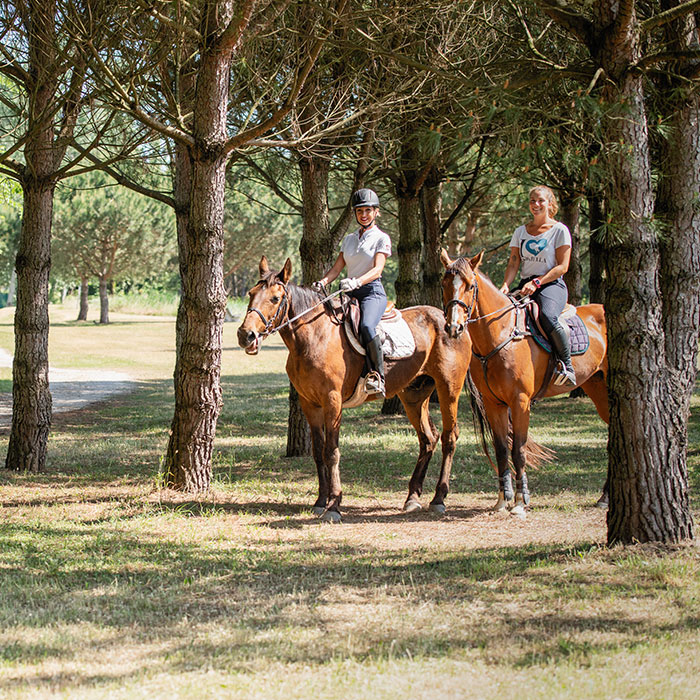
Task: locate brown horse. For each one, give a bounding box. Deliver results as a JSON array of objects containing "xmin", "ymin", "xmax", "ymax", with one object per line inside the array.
[
  {"xmin": 440, "ymin": 250, "xmax": 609, "ymax": 517},
  {"xmin": 237, "ymin": 256, "xmax": 473, "ymax": 522}
]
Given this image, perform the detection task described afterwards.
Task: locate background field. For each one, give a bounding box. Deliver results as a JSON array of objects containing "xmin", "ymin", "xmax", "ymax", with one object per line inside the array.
[{"xmin": 0, "ymin": 303, "xmax": 698, "ymax": 699}]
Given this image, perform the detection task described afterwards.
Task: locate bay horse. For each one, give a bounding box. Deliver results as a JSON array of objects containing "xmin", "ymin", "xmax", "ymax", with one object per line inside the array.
[
  {"xmin": 440, "ymin": 250, "xmax": 609, "ymax": 517},
  {"xmin": 237, "ymin": 256, "xmax": 473, "ymax": 522}
]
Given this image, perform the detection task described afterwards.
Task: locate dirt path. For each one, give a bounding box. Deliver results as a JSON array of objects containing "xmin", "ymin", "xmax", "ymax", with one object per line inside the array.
[{"xmin": 0, "ymin": 348, "xmax": 136, "ymax": 428}]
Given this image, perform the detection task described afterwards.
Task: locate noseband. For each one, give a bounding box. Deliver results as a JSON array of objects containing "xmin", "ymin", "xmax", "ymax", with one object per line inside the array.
[
  {"xmin": 444, "ymin": 266, "xmax": 479, "ymax": 329},
  {"xmin": 246, "ymin": 281, "xmax": 289, "ymax": 337}
]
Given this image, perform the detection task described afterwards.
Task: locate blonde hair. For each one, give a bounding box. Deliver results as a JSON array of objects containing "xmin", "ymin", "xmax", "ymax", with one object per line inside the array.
[{"xmin": 529, "ymin": 186, "xmax": 559, "ymax": 216}]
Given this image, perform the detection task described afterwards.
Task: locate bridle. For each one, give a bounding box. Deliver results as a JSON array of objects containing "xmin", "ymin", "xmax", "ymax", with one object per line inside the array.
[
  {"xmin": 246, "ymin": 280, "xmax": 342, "ymax": 339},
  {"xmin": 443, "ymin": 263, "xmax": 479, "ymax": 334},
  {"xmin": 245, "ymin": 280, "xmax": 290, "ymax": 338}
]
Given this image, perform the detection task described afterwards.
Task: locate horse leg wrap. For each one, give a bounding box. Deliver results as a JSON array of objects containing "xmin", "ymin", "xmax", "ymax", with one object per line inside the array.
[
  {"xmin": 499, "ymin": 472, "xmax": 514, "ymax": 502},
  {"xmin": 516, "ymin": 474, "xmax": 530, "ymax": 506}
]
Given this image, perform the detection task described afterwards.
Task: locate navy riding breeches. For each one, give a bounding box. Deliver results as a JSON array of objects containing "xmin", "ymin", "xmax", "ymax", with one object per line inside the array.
[{"xmin": 347, "ymin": 279, "xmax": 387, "ymax": 346}]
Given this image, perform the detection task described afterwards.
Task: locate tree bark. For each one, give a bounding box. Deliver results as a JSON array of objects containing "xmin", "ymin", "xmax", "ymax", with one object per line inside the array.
[
  {"xmin": 395, "ymin": 190, "xmax": 423, "ymax": 307},
  {"xmin": 289, "ymin": 154, "xmax": 335, "ymax": 457},
  {"xmin": 5, "ymin": 0, "xmax": 56, "ymax": 473},
  {"xmin": 77, "ymin": 277, "xmax": 89, "ymax": 321},
  {"xmin": 163, "ymin": 2, "xmax": 233, "ymax": 492},
  {"xmin": 587, "ymin": 193, "xmax": 606, "ymax": 304},
  {"xmin": 421, "ymin": 167, "xmax": 444, "ymax": 308},
  {"xmin": 560, "ymin": 191, "xmax": 582, "ymax": 305},
  {"xmin": 597, "ymin": 0, "xmax": 694, "ymax": 544},
  {"xmin": 98, "ymin": 277, "xmax": 109, "ymax": 324}
]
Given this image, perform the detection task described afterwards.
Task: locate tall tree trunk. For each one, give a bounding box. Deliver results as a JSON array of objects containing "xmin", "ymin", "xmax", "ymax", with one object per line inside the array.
[
  {"xmin": 597, "ymin": 0, "xmax": 694, "ymax": 544},
  {"xmin": 288, "ymin": 154, "xmax": 334, "ymax": 457},
  {"xmin": 395, "ymin": 190, "xmax": 423, "ymax": 307},
  {"xmin": 559, "ymin": 190, "xmax": 582, "ymax": 305},
  {"xmin": 421, "ymin": 167, "xmax": 443, "ymax": 308},
  {"xmin": 5, "ymin": 0, "xmax": 56, "ymax": 473},
  {"xmin": 163, "ymin": 3, "xmax": 233, "ymax": 492},
  {"xmin": 654, "ymin": 1, "xmax": 700, "ymax": 539},
  {"xmin": 77, "ymin": 277, "xmax": 89, "ymax": 320},
  {"xmin": 98, "ymin": 277, "xmax": 109, "ymax": 324},
  {"xmin": 587, "ymin": 193, "xmax": 606, "ymax": 304}
]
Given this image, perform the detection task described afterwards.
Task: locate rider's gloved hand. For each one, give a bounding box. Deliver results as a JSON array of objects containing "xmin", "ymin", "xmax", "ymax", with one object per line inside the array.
[
  {"xmin": 340, "ymin": 277, "xmax": 361, "ymax": 292},
  {"xmin": 312, "ymin": 280, "xmax": 324, "ymax": 291}
]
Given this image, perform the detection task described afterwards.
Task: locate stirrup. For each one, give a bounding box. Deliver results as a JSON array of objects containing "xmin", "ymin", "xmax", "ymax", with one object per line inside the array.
[
  {"xmin": 553, "ymin": 360, "xmax": 576, "ymax": 387},
  {"xmin": 365, "ymin": 371, "xmax": 385, "ymax": 396}
]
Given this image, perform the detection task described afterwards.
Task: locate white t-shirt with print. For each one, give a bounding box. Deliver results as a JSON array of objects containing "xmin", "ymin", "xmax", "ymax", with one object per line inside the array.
[
  {"xmin": 341, "ymin": 225, "xmax": 392, "ymax": 279},
  {"xmin": 509, "ymin": 222, "xmax": 571, "ymax": 279}
]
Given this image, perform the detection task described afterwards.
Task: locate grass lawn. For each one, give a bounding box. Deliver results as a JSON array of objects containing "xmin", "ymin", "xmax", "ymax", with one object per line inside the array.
[{"xmin": 0, "ymin": 303, "xmax": 698, "ymax": 699}]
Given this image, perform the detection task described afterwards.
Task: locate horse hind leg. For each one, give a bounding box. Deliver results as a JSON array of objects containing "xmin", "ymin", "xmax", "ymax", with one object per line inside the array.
[
  {"xmin": 581, "ymin": 370, "xmax": 610, "ymax": 508},
  {"xmin": 509, "ymin": 404, "xmax": 531, "ymax": 519},
  {"xmin": 399, "ymin": 383, "xmax": 439, "ymax": 513}
]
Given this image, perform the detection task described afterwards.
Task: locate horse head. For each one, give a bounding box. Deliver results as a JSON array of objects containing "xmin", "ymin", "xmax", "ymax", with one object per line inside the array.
[
  {"xmin": 237, "ymin": 256, "xmax": 292, "ymax": 354},
  {"xmin": 440, "ymin": 249, "xmax": 483, "ymax": 338}
]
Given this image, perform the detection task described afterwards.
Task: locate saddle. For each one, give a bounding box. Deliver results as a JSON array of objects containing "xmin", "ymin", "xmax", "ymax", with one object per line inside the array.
[
  {"xmin": 524, "ymin": 303, "xmax": 590, "ymax": 356},
  {"xmin": 343, "ymin": 298, "xmax": 416, "ymax": 360}
]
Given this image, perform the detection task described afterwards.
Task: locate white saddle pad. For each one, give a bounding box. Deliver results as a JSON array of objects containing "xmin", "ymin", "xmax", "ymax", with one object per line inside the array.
[{"xmin": 345, "ymin": 309, "xmax": 416, "ymax": 359}]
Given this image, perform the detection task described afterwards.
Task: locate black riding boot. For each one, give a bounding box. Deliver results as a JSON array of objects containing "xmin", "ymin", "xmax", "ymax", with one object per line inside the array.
[
  {"xmin": 548, "ymin": 323, "xmax": 576, "ymax": 386},
  {"xmin": 365, "ymin": 335, "xmax": 385, "ymax": 396}
]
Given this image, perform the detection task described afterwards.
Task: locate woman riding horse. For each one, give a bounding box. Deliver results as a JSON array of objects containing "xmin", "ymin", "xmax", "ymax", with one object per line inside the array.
[
  {"xmin": 441, "ymin": 249, "xmax": 609, "ymax": 517},
  {"xmin": 238, "ymin": 256, "xmax": 473, "ymax": 522},
  {"xmin": 501, "ymin": 185, "xmax": 576, "ymax": 386},
  {"xmin": 315, "ymin": 188, "xmax": 390, "ymax": 396}
]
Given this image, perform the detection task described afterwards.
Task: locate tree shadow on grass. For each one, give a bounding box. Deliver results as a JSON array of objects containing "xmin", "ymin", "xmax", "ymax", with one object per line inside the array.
[{"xmin": 1, "ymin": 517, "xmax": 697, "ymax": 695}]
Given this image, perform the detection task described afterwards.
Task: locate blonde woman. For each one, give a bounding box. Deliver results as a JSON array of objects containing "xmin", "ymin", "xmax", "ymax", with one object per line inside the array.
[{"xmin": 500, "ymin": 186, "xmax": 575, "ymax": 385}]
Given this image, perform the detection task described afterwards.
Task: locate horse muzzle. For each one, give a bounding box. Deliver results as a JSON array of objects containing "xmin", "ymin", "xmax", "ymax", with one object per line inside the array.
[
  {"xmin": 445, "ymin": 322, "xmax": 464, "ymax": 339},
  {"xmin": 238, "ymin": 328, "xmax": 261, "ymax": 355}
]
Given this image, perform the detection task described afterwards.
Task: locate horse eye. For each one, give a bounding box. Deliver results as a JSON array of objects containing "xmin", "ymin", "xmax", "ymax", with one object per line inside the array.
[{"xmin": 271, "ymin": 296, "xmax": 280, "ymax": 304}]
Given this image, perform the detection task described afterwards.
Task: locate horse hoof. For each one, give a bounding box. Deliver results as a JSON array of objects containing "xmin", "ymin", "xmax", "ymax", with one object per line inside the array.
[
  {"xmin": 492, "ymin": 499, "xmax": 509, "ymax": 512},
  {"xmin": 429, "ymin": 503, "xmax": 446, "ymax": 516},
  {"xmin": 321, "ymin": 510, "xmax": 342, "ymax": 523},
  {"xmin": 404, "ymin": 500, "xmax": 422, "ymax": 513},
  {"xmin": 510, "ymin": 504, "xmax": 527, "ymax": 519},
  {"xmin": 312, "ymin": 506, "xmax": 326, "ymax": 516},
  {"xmin": 595, "ymin": 497, "xmax": 609, "ymax": 510}
]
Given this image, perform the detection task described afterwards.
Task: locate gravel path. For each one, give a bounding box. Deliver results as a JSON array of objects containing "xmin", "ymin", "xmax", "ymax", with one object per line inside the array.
[{"xmin": 0, "ymin": 349, "xmax": 136, "ymax": 428}]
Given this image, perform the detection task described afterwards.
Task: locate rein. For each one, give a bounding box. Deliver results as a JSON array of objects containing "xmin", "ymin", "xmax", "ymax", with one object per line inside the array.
[
  {"xmin": 246, "ymin": 286, "xmax": 342, "ymax": 339},
  {"xmin": 445, "ymin": 265, "xmax": 532, "ymax": 404}
]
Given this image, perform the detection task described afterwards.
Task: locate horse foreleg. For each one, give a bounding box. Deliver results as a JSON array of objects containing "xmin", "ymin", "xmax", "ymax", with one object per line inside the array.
[
  {"xmin": 510, "ymin": 400, "xmax": 531, "ymax": 519},
  {"xmin": 321, "ymin": 396, "xmax": 343, "ymax": 523},
  {"xmin": 299, "ymin": 400, "xmax": 329, "ymax": 515},
  {"xmin": 429, "ymin": 382, "xmax": 461, "ymax": 515},
  {"xmin": 487, "ymin": 402, "xmax": 513, "ymax": 512},
  {"xmin": 398, "ymin": 388, "xmax": 439, "ymax": 512}
]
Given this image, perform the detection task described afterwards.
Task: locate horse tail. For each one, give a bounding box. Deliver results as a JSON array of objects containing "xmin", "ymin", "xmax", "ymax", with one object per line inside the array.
[
  {"xmin": 466, "ymin": 371, "xmax": 498, "ymax": 472},
  {"xmin": 523, "ymin": 436, "xmax": 555, "ymax": 468}
]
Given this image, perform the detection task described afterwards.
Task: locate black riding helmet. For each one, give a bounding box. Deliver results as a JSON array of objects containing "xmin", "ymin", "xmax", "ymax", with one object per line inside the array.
[{"xmin": 351, "ymin": 188, "xmax": 380, "ymax": 209}]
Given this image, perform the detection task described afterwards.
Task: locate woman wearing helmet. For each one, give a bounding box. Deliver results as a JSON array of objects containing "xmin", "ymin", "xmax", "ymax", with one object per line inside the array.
[{"xmin": 316, "ymin": 188, "xmax": 391, "ymax": 396}]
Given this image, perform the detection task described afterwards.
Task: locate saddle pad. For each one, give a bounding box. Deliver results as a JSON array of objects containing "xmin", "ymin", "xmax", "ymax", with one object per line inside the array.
[
  {"xmin": 344, "ymin": 310, "xmax": 416, "ymax": 359},
  {"xmin": 527, "ymin": 313, "xmax": 590, "ymax": 356}
]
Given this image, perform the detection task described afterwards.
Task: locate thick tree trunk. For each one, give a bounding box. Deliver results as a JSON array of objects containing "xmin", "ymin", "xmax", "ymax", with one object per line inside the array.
[
  {"xmin": 421, "ymin": 168, "xmax": 443, "ymax": 308},
  {"xmin": 5, "ymin": 0, "xmax": 56, "ymax": 473},
  {"xmin": 98, "ymin": 277, "xmax": 109, "ymax": 324},
  {"xmin": 289, "ymin": 155, "xmax": 334, "ymax": 457},
  {"xmin": 560, "ymin": 191, "xmax": 582, "ymax": 305},
  {"xmin": 653, "ymin": 2, "xmax": 700, "ymax": 540},
  {"xmin": 163, "ymin": 5, "xmax": 233, "ymax": 492},
  {"xmin": 395, "ymin": 191, "xmax": 423, "ymax": 307},
  {"xmin": 77, "ymin": 277, "xmax": 89, "ymax": 320},
  {"xmin": 598, "ymin": 0, "xmax": 694, "ymax": 544},
  {"xmin": 5, "ymin": 182, "xmax": 53, "ymax": 473},
  {"xmin": 587, "ymin": 193, "xmax": 606, "ymax": 304}
]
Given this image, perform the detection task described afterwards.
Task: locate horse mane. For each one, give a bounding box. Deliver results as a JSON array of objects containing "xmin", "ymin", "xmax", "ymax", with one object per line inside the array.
[{"xmin": 260, "ymin": 270, "xmax": 334, "ymax": 316}]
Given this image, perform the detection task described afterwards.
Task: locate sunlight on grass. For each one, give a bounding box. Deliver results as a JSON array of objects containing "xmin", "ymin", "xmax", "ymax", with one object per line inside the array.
[{"xmin": 0, "ymin": 306, "xmax": 698, "ymax": 698}]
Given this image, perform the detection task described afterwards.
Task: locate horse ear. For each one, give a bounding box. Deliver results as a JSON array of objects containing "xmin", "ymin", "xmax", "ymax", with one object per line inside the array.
[
  {"xmin": 470, "ymin": 250, "xmax": 484, "ymax": 270},
  {"xmin": 440, "ymin": 248, "xmax": 453, "ymax": 268},
  {"xmin": 259, "ymin": 256, "xmax": 269, "ymax": 276},
  {"xmin": 280, "ymin": 258, "xmax": 292, "ymax": 284}
]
